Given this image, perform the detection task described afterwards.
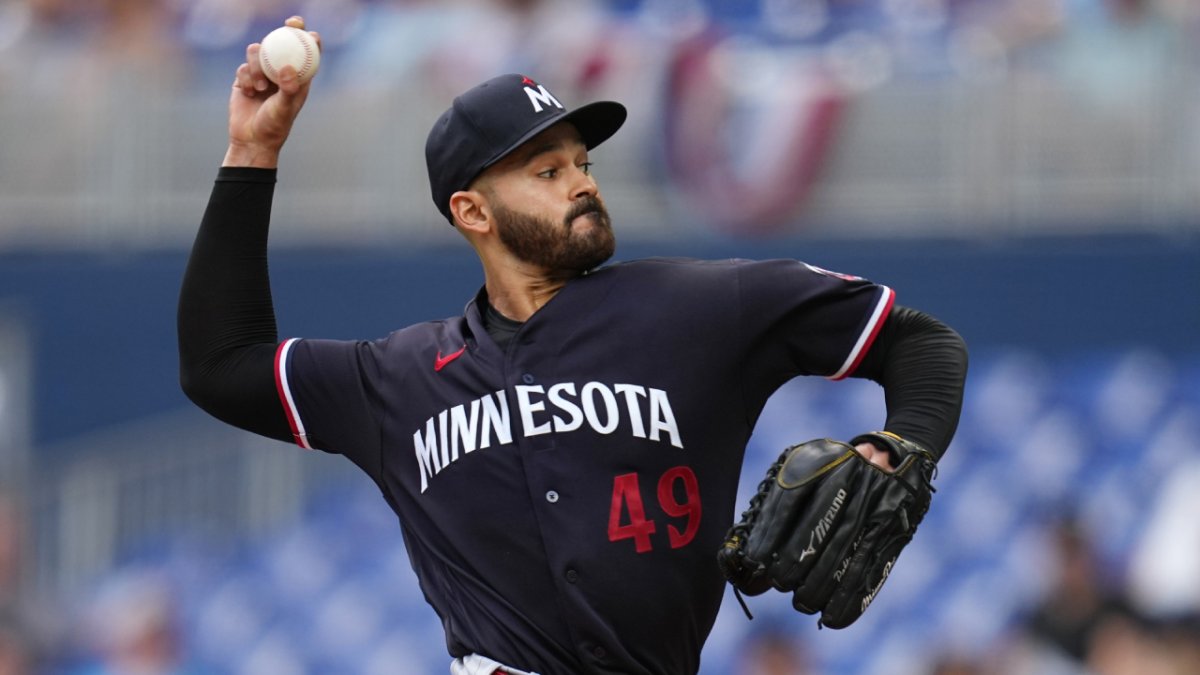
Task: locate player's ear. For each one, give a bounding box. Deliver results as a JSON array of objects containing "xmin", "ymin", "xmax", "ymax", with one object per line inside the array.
[{"xmin": 449, "ymin": 190, "xmax": 491, "ymax": 234}]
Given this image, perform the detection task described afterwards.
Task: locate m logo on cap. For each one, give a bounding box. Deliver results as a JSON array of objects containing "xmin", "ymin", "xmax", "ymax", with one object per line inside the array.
[{"xmin": 523, "ymin": 80, "xmax": 564, "ymax": 114}]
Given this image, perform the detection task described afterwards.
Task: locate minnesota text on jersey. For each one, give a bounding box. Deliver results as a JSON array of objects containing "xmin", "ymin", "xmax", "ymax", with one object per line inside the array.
[{"xmin": 411, "ymin": 381, "xmax": 683, "ymax": 492}]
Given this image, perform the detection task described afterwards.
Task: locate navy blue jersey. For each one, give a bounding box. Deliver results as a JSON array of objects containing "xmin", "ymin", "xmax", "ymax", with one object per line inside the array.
[{"xmin": 273, "ymin": 257, "xmax": 893, "ymax": 674}]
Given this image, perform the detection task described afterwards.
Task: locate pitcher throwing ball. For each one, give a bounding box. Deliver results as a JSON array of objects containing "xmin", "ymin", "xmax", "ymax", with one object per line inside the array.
[{"xmin": 178, "ymin": 16, "xmax": 968, "ymax": 675}]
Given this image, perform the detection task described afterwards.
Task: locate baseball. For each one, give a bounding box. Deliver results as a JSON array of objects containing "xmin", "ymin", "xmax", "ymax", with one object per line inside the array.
[{"xmin": 258, "ymin": 26, "xmax": 320, "ymax": 85}]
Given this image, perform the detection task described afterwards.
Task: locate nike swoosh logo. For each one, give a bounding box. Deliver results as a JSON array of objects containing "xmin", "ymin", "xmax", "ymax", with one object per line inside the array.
[{"xmin": 434, "ymin": 345, "xmax": 467, "ymax": 372}]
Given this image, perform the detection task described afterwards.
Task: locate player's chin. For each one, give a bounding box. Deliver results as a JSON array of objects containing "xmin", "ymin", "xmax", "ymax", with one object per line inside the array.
[
  {"xmin": 560, "ymin": 229, "xmax": 615, "ymax": 273},
  {"xmin": 582, "ymin": 234, "xmax": 616, "ymax": 269}
]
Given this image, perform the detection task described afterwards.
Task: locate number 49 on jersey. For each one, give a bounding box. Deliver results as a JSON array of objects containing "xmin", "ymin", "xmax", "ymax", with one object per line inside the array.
[{"xmin": 608, "ymin": 466, "xmax": 701, "ymax": 553}]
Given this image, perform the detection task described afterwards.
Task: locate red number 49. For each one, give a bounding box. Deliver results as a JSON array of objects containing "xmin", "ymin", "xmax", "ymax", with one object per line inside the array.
[{"xmin": 608, "ymin": 466, "xmax": 701, "ymax": 553}]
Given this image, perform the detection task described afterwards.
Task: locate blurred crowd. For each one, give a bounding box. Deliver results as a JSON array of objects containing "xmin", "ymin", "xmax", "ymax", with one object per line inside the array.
[
  {"xmin": 0, "ymin": 0, "xmax": 1193, "ymax": 109},
  {"xmin": 0, "ymin": 490, "xmax": 43, "ymax": 675},
  {"xmin": 0, "ymin": 0, "xmax": 1196, "ymax": 84},
  {"xmin": 726, "ymin": 515, "xmax": 1200, "ymax": 675},
  {"xmin": 0, "ymin": 0, "xmax": 1197, "ymax": 237}
]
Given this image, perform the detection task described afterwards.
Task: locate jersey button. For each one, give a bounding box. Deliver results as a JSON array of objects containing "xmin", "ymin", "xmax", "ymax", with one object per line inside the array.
[
  {"xmin": 592, "ymin": 646, "xmax": 606, "ymax": 659},
  {"xmin": 521, "ymin": 373, "xmax": 535, "ymax": 384},
  {"xmin": 565, "ymin": 569, "xmax": 579, "ymax": 584},
  {"xmin": 545, "ymin": 490, "xmax": 559, "ymax": 503}
]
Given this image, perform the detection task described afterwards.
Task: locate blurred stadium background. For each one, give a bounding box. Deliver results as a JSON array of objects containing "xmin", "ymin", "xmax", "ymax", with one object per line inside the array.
[{"xmin": 1, "ymin": 0, "xmax": 1198, "ymax": 673}]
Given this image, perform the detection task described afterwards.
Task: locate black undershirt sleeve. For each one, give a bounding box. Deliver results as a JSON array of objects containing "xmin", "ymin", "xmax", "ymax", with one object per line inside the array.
[
  {"xmin": 851, "ymin": 305, "xmax": 968, "ymax": 459},
  {"xmin": 177, "ymin": 167, "xmax": 293, "ymax": 443}
]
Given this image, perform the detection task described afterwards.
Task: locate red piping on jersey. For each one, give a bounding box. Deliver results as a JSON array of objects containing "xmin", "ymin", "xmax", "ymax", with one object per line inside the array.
[
  {"xmin": 832, "ymin": 287, "xmax": 895, "ymax": 381},
  {"xmin": 274, "ymin": 338, "xmax": 311, "ymax": 449}
]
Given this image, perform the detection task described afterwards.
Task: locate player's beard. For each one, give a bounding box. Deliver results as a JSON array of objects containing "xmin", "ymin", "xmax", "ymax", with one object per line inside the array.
[{"xmin": 493, "ymin": 196, "xmax": 615, "ymax": 276}]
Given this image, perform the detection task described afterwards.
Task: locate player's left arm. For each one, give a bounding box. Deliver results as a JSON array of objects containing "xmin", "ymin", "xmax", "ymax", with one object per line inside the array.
[
  {"xmin": 849, "ymin": 305, "xmax": 968, "ymax": 464},
  {"xmin": 718, "ymin": 303, "xmax": 965, "ymax": 627}
]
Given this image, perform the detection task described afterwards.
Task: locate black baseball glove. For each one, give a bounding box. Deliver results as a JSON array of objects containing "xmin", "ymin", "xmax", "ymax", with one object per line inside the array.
[{"xmin": 717, "ymin": 432, "xmax": 937, "ymax": 629}]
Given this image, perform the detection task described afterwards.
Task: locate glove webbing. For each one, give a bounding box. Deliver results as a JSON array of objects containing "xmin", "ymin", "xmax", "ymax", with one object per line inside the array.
[{"xmin": 722, "ymin": 444, "xmax": 795, "ymax": 620}]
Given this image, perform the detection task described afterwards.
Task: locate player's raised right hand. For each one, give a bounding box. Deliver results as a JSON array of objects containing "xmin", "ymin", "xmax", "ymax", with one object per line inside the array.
[{"xmin": 224, "ymin": 16, "xmax": 320, "ymax": 168}]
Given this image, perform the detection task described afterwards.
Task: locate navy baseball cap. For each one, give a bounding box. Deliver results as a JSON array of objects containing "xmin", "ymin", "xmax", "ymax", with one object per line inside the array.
[{"xmin": 425, "ymin": 74, "xmax": 627, "ymax": 223}]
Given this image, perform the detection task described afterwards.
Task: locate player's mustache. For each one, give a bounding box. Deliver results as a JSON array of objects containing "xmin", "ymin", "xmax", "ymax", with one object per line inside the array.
[{"xmin": 564, "ymin": 196, "xmax": 607, "ymax": 227}]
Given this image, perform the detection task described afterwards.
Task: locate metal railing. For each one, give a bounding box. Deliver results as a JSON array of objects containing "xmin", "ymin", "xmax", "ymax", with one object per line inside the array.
[{"xmin": 27, "ymin": 408, "xmax": 360, "ymax": 595}]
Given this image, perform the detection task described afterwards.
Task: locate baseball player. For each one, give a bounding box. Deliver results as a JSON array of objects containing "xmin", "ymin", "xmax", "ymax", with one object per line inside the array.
[{"xmin": 178, "ymin": 16, "xmax": 967, "ymax": 675}]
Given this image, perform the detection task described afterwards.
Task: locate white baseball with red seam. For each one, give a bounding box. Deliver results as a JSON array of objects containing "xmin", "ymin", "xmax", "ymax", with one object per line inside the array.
[{"xmin": 258, "ymin": 26, "xmax": 320, "ymax": 85}]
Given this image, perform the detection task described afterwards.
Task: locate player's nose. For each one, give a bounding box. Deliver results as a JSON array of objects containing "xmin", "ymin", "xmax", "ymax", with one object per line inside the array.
[{"xmin": 568, "ymin": 166, "xmax": 598, "ymax": 201}]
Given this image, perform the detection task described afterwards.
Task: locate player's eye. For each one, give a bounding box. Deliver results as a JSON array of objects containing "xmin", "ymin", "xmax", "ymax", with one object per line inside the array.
[
  {"xmin": 537, "ymin": 168, "xmax": 558, "ymax": 179},
  {"xmin": 579, "ymin": 162, "xmax": 593, "ymax": 176}
]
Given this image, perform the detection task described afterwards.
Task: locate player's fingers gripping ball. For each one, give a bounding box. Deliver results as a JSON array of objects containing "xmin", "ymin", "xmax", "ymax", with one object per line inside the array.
[
  {"xmin": 717, "ymin": 433, "xmax": 937, "ymax": 629},
  {"xmin": 258, "ymin": 26, "xmax": 320, "ymax": 85}
]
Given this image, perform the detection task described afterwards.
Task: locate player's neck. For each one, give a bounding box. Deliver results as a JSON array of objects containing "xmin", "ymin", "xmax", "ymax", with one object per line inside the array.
[
  {"xmin": 475, "ymin": 241, "xmax": 582, "ymax": 321},
  {"xmin": 484, "ymin": 275, "xmax": 567, "ymax": 322},
  {"xmin": 481, "ymin": 255, "xmax": 575, "ymax": 322}
]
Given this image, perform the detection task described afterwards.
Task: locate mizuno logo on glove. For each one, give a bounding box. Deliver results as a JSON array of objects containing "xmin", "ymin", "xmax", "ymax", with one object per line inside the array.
[{"xmin": 800, "ymin": 488, "xmax": 846, "ymax": 561}]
